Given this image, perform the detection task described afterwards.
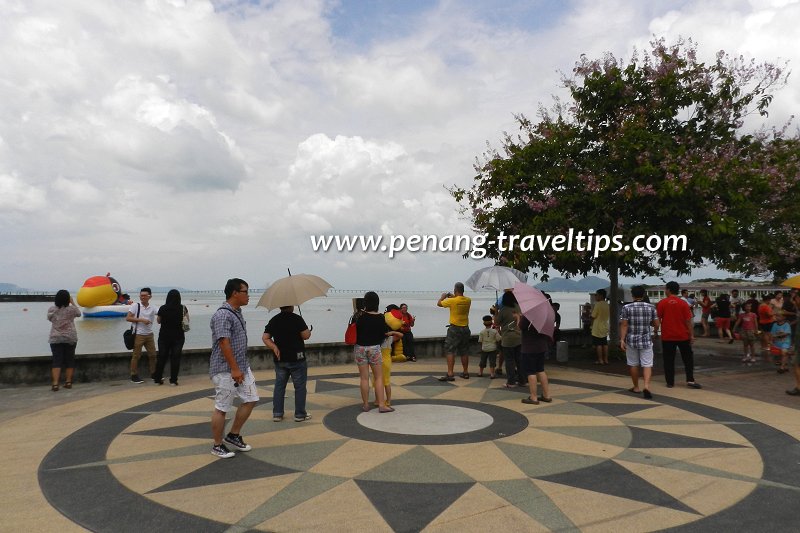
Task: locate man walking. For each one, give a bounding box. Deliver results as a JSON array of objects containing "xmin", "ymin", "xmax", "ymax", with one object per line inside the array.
[
  {"xmin": 656, "ymin": 281, "xmax": 702, "ymax": 389},
  {"xmin": 438, "ymin": 282, "xmax": 472, "ymax": 381},
  {"xmin": 620, "ymin": 285, "xmax": 660, "ymax": 399},
  {"xmin": 209, "ymin": 278, "xmax": 259, "ymax": 459},
  {"xmin": 262, "ymin": 306, "xmax": 312, "ymax": 423},
  {"xmin": 126, "ymin": 287, "xmax": 157, "ymax": 384}
]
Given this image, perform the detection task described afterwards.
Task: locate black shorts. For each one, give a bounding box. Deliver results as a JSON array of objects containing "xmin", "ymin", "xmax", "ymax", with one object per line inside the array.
[
  {"xmin": 592, "ymin": 335, "xmax": 608, "ymax": 346},
  {"xmin": 520, "ymin": 351, "xmax": 546, "ymax": 375}
]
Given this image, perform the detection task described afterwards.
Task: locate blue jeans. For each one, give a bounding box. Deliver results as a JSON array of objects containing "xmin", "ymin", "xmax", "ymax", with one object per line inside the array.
[{"xmin": 273, "ymin": 360, "xmax": 308, "ymax": 418}]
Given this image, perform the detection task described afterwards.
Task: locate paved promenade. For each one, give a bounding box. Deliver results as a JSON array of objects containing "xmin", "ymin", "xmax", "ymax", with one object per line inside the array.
[{"xmin": 2, "ymin": 338, "xmax": 799, "ymax": 532}]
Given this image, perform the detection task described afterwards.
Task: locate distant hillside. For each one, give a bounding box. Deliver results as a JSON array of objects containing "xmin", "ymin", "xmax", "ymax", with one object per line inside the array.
[
  {"xmin": 535, "ymin": 276, "xmax": 609, "ymax": 292},
  {"xmin": 0, "ymin": 282, "xmax": 23, "ymax": 292}
]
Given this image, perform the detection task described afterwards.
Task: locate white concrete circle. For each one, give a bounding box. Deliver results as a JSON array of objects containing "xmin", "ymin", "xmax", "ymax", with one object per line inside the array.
[{"xmin": 357, "ymin": 404, "xmax": 494, "ymax": 435}]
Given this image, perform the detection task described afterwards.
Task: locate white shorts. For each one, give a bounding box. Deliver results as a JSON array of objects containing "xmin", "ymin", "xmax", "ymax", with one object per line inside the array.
[
  {"xmin": 212, "ymin": 368, "xmax": 259, "ymax": 412},
  {"xmin": 626, "ymin": 346, "xmax": 654, "ymax": 368}
]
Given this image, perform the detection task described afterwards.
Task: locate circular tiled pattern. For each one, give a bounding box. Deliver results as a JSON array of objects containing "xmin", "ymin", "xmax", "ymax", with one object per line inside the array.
[
  {"xmin": 325, "ymin": 399, "xmax": 528, "ymax": 444},
  {"xmin": 356, "ymin": 404, "xmax": 494, "ymax": 435},
  {"xmin": 38, "ymin": 371, "xmax": 800, "ymax": 532}
]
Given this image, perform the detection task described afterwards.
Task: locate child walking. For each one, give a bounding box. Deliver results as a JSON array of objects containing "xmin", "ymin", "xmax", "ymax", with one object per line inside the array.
[
  {"xmin": 478, "ymin": 315, "xmax": 500, "ymax": 378},
  {"xmin": 733, "ymin": 302, "xmax": 758, "ymax": 364},
  {"xmin": 772, "ymin": 312, "xmax": 792, "ymax": 373}
]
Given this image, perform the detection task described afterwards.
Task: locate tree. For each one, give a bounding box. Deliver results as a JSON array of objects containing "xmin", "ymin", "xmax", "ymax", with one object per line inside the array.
[{"xmin": 452, "ymin": 38, "xmax": 796, "ymax": 340}]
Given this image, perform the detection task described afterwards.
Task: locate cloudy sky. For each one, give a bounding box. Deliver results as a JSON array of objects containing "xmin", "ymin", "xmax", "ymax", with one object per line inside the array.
[{"xmin": 2, "ymin": 0, "xmax": 798, "ymax": 292}]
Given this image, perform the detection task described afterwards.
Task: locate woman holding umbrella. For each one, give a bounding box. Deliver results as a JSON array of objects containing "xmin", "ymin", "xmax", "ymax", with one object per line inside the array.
[
  {"xmin": 511, "ymin": 282, "xmax": 555, "ymax": 404},
  {"xmin": 517, "ymin": 312, "xmax": 553, "ymax": 404}
]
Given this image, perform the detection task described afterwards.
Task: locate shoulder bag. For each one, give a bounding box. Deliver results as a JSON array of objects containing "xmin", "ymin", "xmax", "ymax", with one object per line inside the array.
[
  {"xmin": 345, "ymin": 311, "xmax": 360, "ymax": 345},
  {"xmin": 181, "ymin": 305, "xmax": 190, "ymax": 332},
  {"xmin": 123, "ymin": 303, "xmax": 140, "ymax": 350}
]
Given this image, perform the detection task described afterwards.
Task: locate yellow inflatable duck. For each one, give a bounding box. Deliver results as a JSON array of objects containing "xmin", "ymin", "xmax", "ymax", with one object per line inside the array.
[{"xmin": 77, "ymin": 273, "xmax": 128, "ymax": 317}]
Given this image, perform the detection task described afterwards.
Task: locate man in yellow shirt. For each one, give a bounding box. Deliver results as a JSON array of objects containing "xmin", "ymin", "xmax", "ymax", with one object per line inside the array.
[
  {"xmin": 437, "ymin": 282, "xmax": 472, "ymax": 380},
  {"xmin": 591, "ymin": 288, "xmax": 610, "ymax": 364}
]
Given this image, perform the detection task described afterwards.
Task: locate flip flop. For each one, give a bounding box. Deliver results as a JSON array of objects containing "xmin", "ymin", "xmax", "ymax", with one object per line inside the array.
[
  {"xmin": 537, "ymin": 396, "xmax": 553, "ymax": 403},
  {"xmin": 378, "ymin": 407, "xmax": 395, "ymax": 413},
  {"xmin": 361, "ymin": 404, "xmax": 371, "ymax": 412},
  {"xmin": 627, "ymin": 387, "xmax": 641, "ymax": 393},
  {"xmin": 521, "ymin": 397, "xmax": 539, "ymax": 405}
]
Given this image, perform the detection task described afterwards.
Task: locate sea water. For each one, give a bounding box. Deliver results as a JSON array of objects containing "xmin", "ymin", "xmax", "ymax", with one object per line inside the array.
[{"xmin": 0, "ymin": 291, "xmax": 590, "ymax": 358}]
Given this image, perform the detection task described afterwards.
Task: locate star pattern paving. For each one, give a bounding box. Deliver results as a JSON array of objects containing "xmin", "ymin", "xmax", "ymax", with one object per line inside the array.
[{"xmin": 38, "ymin": 371, "xmax": 800, "ymax": 532}]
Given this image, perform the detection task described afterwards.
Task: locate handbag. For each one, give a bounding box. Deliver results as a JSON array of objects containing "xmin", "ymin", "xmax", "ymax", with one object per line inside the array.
[
  {"xmin": 123, "ymin": 303, "xmax": 140, "ymax": 350},
  {"xmin": 181, "ymin": 305, "xmax": 190, "ymax": 332},
  {"xmin": 344, "ymin": 312, "xmax": 359, "ymax": 345}
]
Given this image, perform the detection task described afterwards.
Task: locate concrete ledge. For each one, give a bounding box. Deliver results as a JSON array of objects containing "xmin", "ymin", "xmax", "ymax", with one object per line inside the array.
[
  {"xmin": 0, "ymin": 329, "xmax": 589, "ymax": 384},
  {"xmin": 1, "ymin": 336, "xmax": 447, "ymax": 384}
]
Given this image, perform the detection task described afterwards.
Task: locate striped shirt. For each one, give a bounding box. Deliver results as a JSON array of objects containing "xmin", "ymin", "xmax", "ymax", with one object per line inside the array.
[
  {"xmin": 620, "ymin": 301, "xmax": 657, "ymax": 349},
  {"xmin": 209, "ymin": 302, "xmax": 249, "ymax": 377}
]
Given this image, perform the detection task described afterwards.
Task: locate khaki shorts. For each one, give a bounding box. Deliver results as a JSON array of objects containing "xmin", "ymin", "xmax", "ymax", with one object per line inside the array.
[{"xmin": 212, "ymin": 368, "xmax": 259, "ymax": 412}]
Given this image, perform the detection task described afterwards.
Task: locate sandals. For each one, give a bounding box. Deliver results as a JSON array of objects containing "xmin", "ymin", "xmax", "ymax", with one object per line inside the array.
[
  {"xmin": 51, "ymin": 384, "xmax": 59, "ymax": 392},
  {"xmin": 460, "ymin": 372, "xmax": 469, "ymax": 379},
  {"xmin": 361, "ymin": 404, "xmax": 371, "ymax": 412},
  {"xmin": 627, "ymin": 387, "xmax": 641, "ymax": 393},
  {"xmin": 64, "ymin": 382, "xmax": 72, "ymax": 389},
  {"xmin": 521, "ymin": 397, "xmax": 539, "ymax": 405},
  {"xmin": 537, "ymin": 396, "xmax": 553, "ymax": 403},
  {"xmin": 502, "ymin": 383, "xmax": 516, "ymax": 389},
  {"xmin": 378, "ymin": 407, "xmax": 395, "ymax": 413}
]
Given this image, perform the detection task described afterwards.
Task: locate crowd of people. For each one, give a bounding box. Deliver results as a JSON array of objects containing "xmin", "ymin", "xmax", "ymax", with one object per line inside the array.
[
  {"xmin": 45, "ymin": 277, "xmax": 800, "ymax": 460},
  {"xmin": 585, "ymin": 282, "xmax": 800, "ymax": 400}
]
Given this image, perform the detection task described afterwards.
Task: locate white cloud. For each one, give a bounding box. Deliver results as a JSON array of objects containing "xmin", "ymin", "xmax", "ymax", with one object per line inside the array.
[
  {"xmin": 1, "ymin": 0, "xmax": 798, "ymax": 290},
  {"xmin": 51, "ymin": 176, "xmax": 103, "ymax": 204},
  {"xmin": 0, "ymin": 173, "xmax": 46, "ymax": 212}
]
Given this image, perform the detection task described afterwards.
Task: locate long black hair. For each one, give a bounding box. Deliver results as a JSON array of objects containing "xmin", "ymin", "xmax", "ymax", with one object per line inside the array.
[
  {"xmin": 364, "ymin": 291, "xmax": 379, "ymax": 312},
  {"xmin": 163, "ymin": 289, "xmax": 182, "ymax": 309}
]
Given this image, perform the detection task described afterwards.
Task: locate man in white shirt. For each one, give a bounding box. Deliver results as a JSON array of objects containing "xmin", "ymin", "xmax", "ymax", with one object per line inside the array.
[{"xmin": 126, "ymin": 287, "xmax": 158, "ymax": 384}]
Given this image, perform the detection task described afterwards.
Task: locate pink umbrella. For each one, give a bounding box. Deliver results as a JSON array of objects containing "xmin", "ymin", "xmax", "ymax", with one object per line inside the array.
[{"xmin": 512, "ymin": 281, "xmax": 556, "ymax": 340}]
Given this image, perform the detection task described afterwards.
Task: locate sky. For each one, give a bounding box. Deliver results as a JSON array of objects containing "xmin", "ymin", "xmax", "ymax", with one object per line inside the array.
[{"xmin": 2, "ymin": 0, "xmax": 799, "ymax": 292}]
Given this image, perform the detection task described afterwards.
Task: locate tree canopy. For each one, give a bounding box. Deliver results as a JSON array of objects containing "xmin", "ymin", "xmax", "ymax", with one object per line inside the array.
[{"xmin": 452, "ymin": 38, "xmax": 799, "ymax": 337}]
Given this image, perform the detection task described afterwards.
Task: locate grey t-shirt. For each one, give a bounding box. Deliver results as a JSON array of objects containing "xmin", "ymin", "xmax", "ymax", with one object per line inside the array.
[{"xmin": 497, "ymin": 305, "xmax": 521, "ymax": 347}]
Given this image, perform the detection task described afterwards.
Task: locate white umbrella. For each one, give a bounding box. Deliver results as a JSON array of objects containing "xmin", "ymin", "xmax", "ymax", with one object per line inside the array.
[
  {"xmin": 465, "ymin": 266, "xmax": 528, "ymax": 291},
  {"xmin": 256, "ymin": 273, "xmax": 333, "ymax": 312}
]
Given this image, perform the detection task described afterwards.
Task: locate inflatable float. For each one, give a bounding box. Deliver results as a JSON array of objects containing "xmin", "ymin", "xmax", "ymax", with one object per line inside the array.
[{"xmin": 77, "ymin": 273, "xmax": 130, "ymax": 318}]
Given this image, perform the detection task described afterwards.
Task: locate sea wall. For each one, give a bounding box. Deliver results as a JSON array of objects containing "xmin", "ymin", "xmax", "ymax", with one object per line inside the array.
[{"xmin": 0, "ymin": 329, "xmax": 589, "ymax": 385}]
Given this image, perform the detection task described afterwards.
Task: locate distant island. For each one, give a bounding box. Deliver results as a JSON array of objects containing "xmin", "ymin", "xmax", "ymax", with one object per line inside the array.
[
  {"xmin": 0, "ymin": 282, "xmax": 24, "ymax": 292},
  {"xmin": 534, "ymin": 276, "xmax": 609, "ymax": 292}
]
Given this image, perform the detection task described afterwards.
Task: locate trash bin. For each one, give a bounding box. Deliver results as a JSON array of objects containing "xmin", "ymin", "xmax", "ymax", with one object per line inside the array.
[{"xmin": 556, "ymin": 341, "xmax": 568, "ymax": 362}]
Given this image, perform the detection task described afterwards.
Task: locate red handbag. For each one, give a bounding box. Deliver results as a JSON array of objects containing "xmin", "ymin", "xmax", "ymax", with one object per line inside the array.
[{"xmin": 345, "ymin": 313, "xmax": 358, "ymax": 345}]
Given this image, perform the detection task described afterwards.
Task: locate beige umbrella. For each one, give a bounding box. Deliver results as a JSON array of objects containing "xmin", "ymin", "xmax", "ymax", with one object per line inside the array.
[
  {"xmin": 256, "ymin": 272, "xmax": 333, "ymax": 312},
  {"xmin": 780, "ymin": 275, "xmax": 800, "ymax": 289}
]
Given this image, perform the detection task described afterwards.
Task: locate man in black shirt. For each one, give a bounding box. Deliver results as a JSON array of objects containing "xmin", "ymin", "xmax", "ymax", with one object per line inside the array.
[{"xmin": 262, "ymin": 306, "xmax": 312, "ymax": 422}]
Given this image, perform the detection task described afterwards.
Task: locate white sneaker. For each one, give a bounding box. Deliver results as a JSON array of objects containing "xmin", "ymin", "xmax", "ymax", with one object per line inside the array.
[{"xmin": 211, "ymin": 443, "xmax": 235, "ymax": 458}]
